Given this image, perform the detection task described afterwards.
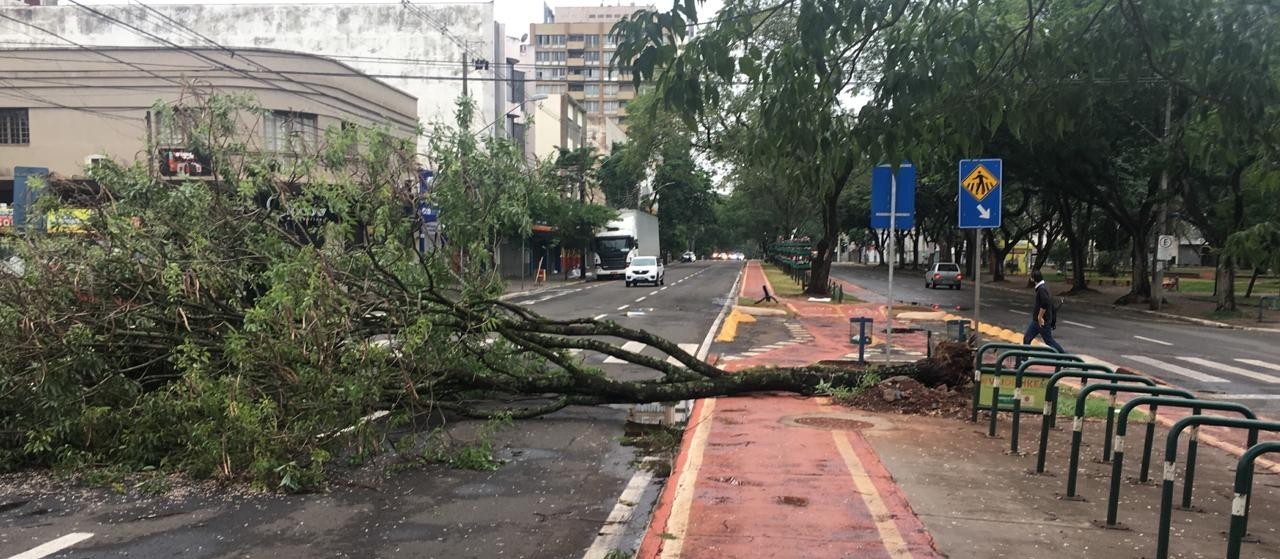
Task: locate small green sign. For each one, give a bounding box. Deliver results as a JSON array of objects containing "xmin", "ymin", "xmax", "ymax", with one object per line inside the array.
[{"xmin": 977, "ymin": 372, "xmax": 1051, "ymax": 413}]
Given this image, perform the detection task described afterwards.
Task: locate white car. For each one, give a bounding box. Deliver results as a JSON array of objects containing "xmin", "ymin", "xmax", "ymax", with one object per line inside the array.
[{"xmin": 625, "ymin": 256, "xmax": 664, "ymax": 287}]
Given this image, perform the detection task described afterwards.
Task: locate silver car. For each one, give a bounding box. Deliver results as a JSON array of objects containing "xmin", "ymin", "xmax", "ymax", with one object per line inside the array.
[{"xmin": 926, "ymin": 262, "xmax": 963, "ymax": 289}]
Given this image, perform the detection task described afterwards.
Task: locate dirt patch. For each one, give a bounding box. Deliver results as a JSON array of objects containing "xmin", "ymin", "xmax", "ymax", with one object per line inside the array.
[
  {"xmin": 792, "ymin": 416, "xmax": 875, "ymax": 431},
  {"xmin": 843, "ymin": 377, "xmax": 971, "ymax": 418},
  {"xmin": 775, "ymin": 495, "xmax": 809, "ymax": 507}
]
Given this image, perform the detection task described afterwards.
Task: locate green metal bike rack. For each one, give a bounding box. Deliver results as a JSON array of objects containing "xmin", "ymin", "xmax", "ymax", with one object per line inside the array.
[
  {"xmin": 973, "ymin": 343, "xmax": 1046, "ymax": 422},
  {"xmin": 986, "ymin": 349, "xmax": 1081, "ymax": 438},
  {"xmin": 1227, "ymin": 442, "xmax": 1280, "ymax": 559},
  {"xmin": 1065, "ymin": 384, "xmax": 1193, "ymax": 499},
  {"xmin": 1036, "ymin": 368, "xmax": 1152, "ymax": 474},
  {"xmin": 1008, "ymin": 357, "xmax": 1086, "ymax": 453},
  {"xmin": 1155, "ymin": 416, "xmax": 1280, "ymax": 559},
  {"xmin": 1105, "ymin": 397, "xmax": 1255, "ymax": 528}
]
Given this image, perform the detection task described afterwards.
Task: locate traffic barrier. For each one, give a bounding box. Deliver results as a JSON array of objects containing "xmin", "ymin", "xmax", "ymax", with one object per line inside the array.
[
  {"xmin": 1064, "ymin": 384, "xmax": 1194, "ymax": 499},
  {"xmin": 1156, "ymin": 416, "xmax": 1280, "ymax": 559},
  {"xmin": 1227, "ymin": 442, "xmax": 1280, "ymax": 559},
  {"xmin": 986, "ymin": 350, "xmax": 1082, "ymax": 440},
  {"xmin": 1036, "ymin": 369, "xmax": 1155, "ymax": 474},
  {"xmin": 1105, "ymin": 397, "xmax": 1256, "ymax": 528},
  {"xmin": 971, "ymin": 343, "xmax": 1066, "ymax": 423}
]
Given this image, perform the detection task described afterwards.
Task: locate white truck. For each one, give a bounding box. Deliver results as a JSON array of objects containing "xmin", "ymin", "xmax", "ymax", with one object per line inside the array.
[{"xmin": 594, "ymin": 209, "xmax": 660, "ymax": 280}]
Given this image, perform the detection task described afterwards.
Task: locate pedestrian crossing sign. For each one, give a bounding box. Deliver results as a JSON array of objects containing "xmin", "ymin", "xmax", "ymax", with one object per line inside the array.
[{"xmin": 962, "ymin": 164, "xmax": 998, "ymax": 201}]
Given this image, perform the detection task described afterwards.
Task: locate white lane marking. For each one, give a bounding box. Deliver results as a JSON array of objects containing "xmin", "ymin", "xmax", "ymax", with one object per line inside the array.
[
  {"xmin": 660, "ymin": 287, "xmax": 669, "ymax": 291},
  {"xmin": 666, "ymin": 343, "xmax": 700, "ymax": 366},
  {"xmin": 1237, "ymin": 359, "xmax": 1280, "ymax": 372},
  {"xmin": 1063, "ymin": 320, "xmax": 1096, "ymax": 329},
  {"xmin": 603, "ymin": 341, "xmax": 646, "ymax": 364},
  {"xmin": 1207, "ymin": 394, "xmax": 1280, "ymax": 400},
  {"xmin": 582, "ymin": 467, "xmax": 656, "ymax": 559},
  {"xmin": 649, "ymin": 290, "xmax": 659, "ymax": 296},
  {"xmin": 1007, "ymin": 309, "xmax": 1027, "ymax": 314},
  {"xmin": 635, "ymin": 296, "xmax": 647, "ymax": 302},
  {"xmin": 1133, "ymin": 335, "xmax": 1173, "ymax": 346},
  {"xmin": 8, "ymin": 533, "xmax": 95, "ymax": 559},
  {"xmin": 1124, "ymin": 355, "xmax": 1228, "ymax": 383},
  {"xmin": 593, "ymin": 314, "xmax": 607, "ymax": 320},
  {"xmin": 1177, "ymin": 357, "xmax": 1280, "ymax": 384},
  {"xmin": 617, "ymin": 305, "xmax": 629, "ymax": 311}
]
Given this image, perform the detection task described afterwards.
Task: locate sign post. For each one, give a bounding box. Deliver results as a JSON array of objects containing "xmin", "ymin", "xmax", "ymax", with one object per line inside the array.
[
  {"xmin": 871, "ymin": 163, "xmax": 915, "ymax": 362},
  {"xmin": 958, "ymin": 159, "xmax": 1003, "ymax": 337}
]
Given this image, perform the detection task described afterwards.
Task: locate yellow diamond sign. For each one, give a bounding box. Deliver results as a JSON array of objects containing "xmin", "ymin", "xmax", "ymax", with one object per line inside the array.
[{"xmin": 962, "ymin": 164, "xmax": 998, "ymax": 201}]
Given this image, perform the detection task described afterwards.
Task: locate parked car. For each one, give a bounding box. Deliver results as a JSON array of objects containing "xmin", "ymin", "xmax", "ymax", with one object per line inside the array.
[
  {"xmin": 625, "ymin": 256, "xmax": 664, "ymax": 287},
  {"xmin": 681, "ymin": 251, "xmax": 697, "ymax": 263},
  {"xmin": 925, "ymin": 262, "xmax": 963, "ymax": 289}
]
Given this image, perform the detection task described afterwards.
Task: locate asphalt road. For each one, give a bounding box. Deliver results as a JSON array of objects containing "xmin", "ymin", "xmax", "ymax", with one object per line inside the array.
[
  {"xmin": 0, "ymin": 261, "xmax": 743, "ymax": 559},
  {"xmin": 830, "ymin": 263, "xmax": 1280, "ymax": 417}
]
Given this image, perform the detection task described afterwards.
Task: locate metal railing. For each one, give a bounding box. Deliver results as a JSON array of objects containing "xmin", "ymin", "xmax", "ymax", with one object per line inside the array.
[
  {"xmin": 1227, "ymin": 442, "xmax": 1280, "ymax": 559},
  {"xmin": 1063, "ymin": 385, "xmax": 1194, "ymax": 500},
  {"xmin": 1036, "ymin": 369, "xmax": 1155, "ymax": 474}
]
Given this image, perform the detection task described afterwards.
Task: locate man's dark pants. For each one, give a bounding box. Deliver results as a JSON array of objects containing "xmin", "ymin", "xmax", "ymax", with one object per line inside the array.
[{"xmin": 1023, "ymin": 320, "xmax": 1066, "ymax": 353}]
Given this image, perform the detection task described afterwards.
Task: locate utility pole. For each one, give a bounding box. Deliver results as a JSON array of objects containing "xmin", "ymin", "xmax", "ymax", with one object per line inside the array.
[
  {"xmin": 1152, "ymin": 85, "xmax": 1172, "ymax": 311},
  {"xmin": 462, "ymin": 51, "xmax": 469, "ymax": 97}
]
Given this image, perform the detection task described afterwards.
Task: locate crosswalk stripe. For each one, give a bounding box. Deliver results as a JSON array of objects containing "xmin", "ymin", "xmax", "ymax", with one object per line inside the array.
[
  {"xmin": 1177, "ymin": 357, "xmax": 1280, "ymax": 384},
  {"xmin": 1123, "ymin": 355, "xmax": 1228, "ymax": 383},
  {"xmin": 1236, "ymin": 359, "xmax": 1280, "ymax": 373},
  {"xmin": 666, "ymin": 343, "xmax": 700, "ymax": 366},
  {"xmin": 604, "ymin": 341, "xmax": 647, "ymax": 364}
]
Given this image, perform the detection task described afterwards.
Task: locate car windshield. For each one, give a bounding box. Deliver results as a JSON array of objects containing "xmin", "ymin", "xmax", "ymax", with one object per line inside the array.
[
  {"xmin": 632, "ymin": 257, "xmax": 657, "ymax": 267},
  {"xmin": 937, "ymin": 264, "xmax": 960, "ymax": 272},
  {"xmin": 597, "ymin": 237, "xmax": 632, "ymax": 253}
]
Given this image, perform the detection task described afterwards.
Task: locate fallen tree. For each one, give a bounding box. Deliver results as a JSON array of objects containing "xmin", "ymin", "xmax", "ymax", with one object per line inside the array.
[{"xmin": 0, "ymin": 95, "xmax": 964, "ymax": 489}]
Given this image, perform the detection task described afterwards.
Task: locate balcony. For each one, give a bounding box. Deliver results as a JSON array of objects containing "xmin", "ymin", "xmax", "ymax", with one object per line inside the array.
[
  {"xmin": 567, "ymin": 57, "xmax": 586, "ymax": 67},
  {"xmin": 614, "ymin": 88, "xmax": 636, "ymax": 100},
  {"xmin": 567, "ymin": 40, "xmax": 586, "ymax": 50},
  {"xmin": 566, "ymin": 73, "xmax": 586, "ymax": 82}
]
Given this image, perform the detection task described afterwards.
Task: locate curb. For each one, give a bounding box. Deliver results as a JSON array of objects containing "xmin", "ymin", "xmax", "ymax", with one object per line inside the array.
[{"xmin": 979, "ymin": 282, "xmax": 1280, "ymax": 333}]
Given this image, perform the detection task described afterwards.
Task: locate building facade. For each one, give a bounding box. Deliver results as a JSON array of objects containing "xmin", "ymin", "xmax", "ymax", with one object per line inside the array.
[
  {"xmin": 527, "ymin": 94, "xmax": 588, "ymax": 163},
  {"xmin": 529, "ymin": 4, "xmax": 650, "ymax": 152},
  {"xmin": 0, "ymin": 2, "xmax": 504, "ymax": 143},
  {"xmin": 0, "ymin": 47, "xmax": 418, "ymax": 207}
]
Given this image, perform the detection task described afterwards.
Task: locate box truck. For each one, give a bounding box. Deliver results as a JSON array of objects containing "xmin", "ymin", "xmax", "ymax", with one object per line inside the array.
[{"xmin": 594, "ymin": 209, "xmax": 660, "ymax": 280}]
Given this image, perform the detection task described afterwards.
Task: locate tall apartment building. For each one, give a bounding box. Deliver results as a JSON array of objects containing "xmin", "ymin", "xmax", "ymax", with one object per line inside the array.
[{"xmin": 529, "ymin": 4, "xmax": 651, "ymax": 152}]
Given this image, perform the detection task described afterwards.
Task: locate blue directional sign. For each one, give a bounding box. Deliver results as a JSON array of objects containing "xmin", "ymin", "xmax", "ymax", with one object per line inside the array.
[
  {"xmin": 958, "ymin": 159, "xmax": 1002, "ymax": 228},
  {"xmin": 870, "ymin": 163, "xmax": 915, "ymax": 230}
]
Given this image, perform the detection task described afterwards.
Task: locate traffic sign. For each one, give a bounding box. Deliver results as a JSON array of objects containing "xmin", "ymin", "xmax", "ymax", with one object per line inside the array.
[
  {"xmin": 870, "ymin": 163, "xmax": 915, "ymax": 230},
  {"xmin": 1157, "ymin": 235, "xmax": 1176, "ymax": 261},
  {"xmin": 958, "ymin": 159, "xmax": 1002, "ymax": 228}
]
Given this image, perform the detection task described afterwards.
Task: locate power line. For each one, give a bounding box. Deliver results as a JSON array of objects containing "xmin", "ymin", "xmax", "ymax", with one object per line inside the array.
[
  {"xmin": 0, "ymin": 12, "xmax": 187, "ymax": 88},
  {"xmin": 62, "ymin": 0, "xmax": 414, "ymax": 130}
]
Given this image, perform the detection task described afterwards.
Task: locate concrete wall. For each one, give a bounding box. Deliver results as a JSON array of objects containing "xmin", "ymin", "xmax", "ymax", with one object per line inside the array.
[
  {"xmin": 0, "ymin": 47, "xmax": 418, "ymax": 179},
  {"xmin": 0, "ymin": 2, "xmax": 497, "ymax": 137}
]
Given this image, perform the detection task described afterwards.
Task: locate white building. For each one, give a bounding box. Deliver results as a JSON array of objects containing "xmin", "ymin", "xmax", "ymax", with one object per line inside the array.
[{"xmin": 0, "ymin": 2, "xmax": 507, "ymax": 143}]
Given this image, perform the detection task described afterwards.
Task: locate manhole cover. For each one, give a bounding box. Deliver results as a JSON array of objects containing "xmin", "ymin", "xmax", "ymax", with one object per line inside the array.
[{"xmin": 792, "ymin": 416, "xmax": 874, "ymax": 431}]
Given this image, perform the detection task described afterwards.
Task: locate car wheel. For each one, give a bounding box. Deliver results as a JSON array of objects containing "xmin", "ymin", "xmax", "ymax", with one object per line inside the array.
[
  {"xmin": 660, "ymin": 277, "xmax": 665, "ymax": 286},
  {"xmin": 926, "ymin": 281, "xmax": 932, "ymax": 289},
  {"xmin": 625, "ymin": 281, "xmax": 632, "ymax": 287}
]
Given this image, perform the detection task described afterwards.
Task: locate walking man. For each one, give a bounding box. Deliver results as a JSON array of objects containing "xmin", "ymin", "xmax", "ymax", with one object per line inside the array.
[{"xmin": 1023, "ymin": 269, "xmax": 1066, "ymax": 353}]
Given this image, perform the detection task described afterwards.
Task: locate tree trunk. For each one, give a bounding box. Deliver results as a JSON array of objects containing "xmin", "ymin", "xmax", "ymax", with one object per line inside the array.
[
  {"xmin": 911, "ymin": 231, "xmax": 920, "ymax": 269},
  {"xmin": 806, "ymin": 189, "xmax": 842, "ymax": 296},
  {"xmin": 1246, "ymin": 267, "xmax": 1261, "ymax": 298},
  {"xmin": 1216, "ymin": 256, "xmax": 1237, "ymax": 311},
  {"xmin": 1118, "ymin": 231, "xmax": 1153, "ymax": 304}
]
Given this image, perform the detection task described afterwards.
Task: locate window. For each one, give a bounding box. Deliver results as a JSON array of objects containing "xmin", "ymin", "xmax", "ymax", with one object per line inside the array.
[
  {"xmin": 603, "ymin": 84, "xmax": 620, "ymax": 95},
  {"xmin": 584, "ymin": 68, "xmax": 601, "ymax": 78},
  {"xmin": 583, "ymin": 51, "xmax": 601, "ymax": 63},
  {"xmin": 568, "ymin": 83, "xmax": 584, "ymax": 92},
  {"xmin": 536, "ymin": 66, "xmax": 567, "ymax": 79},
  {"xmin": 535, "ymin": 51, "xmax": 567, "ymax": 63},
  {"xmin": 0, "ymin": 109, "xmax": 30, "ymax": 145},
  {"xmin": 584, "ymin": 35, "xmax": 601, "ymax": 47},
  {"xmin": 264, "ymin": 110, "xmax": 318, "ymax": 152},
  {"xmin": 584, "ymin": 84, "xmax": 600, "ymax": 95},
  {"xmin": 583, "ymin": 101, "xmax": 600, "ymax": 112},
  {"xmin": 605, "ymin": 34, "xmax": 619, "ymax": 47},
  {"xmin": 567, "ymin": 34, "xmax": 584, "ymax": 42},
  {"xmin": 536, "ymin": 34, "xmax": 565, "ymax": 46},
  {"xmin": 535, "ymin": 84, "xmax": 566, "ymax": 95}
]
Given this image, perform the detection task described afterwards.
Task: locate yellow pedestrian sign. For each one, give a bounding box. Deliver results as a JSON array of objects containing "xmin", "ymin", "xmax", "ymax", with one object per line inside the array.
[
  {"xmin": 961, "ymin": 164, "xmax": 998, "ymax": 201},
  {"xmin": 958, "ymin": 159, "xmax": 1002, "ymax": 228}
]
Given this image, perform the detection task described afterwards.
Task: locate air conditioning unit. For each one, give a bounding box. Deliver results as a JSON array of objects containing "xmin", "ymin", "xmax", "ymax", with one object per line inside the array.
[{"xmin": 84, "ymin": 154, "xmax": 107, "ymax": 168}]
